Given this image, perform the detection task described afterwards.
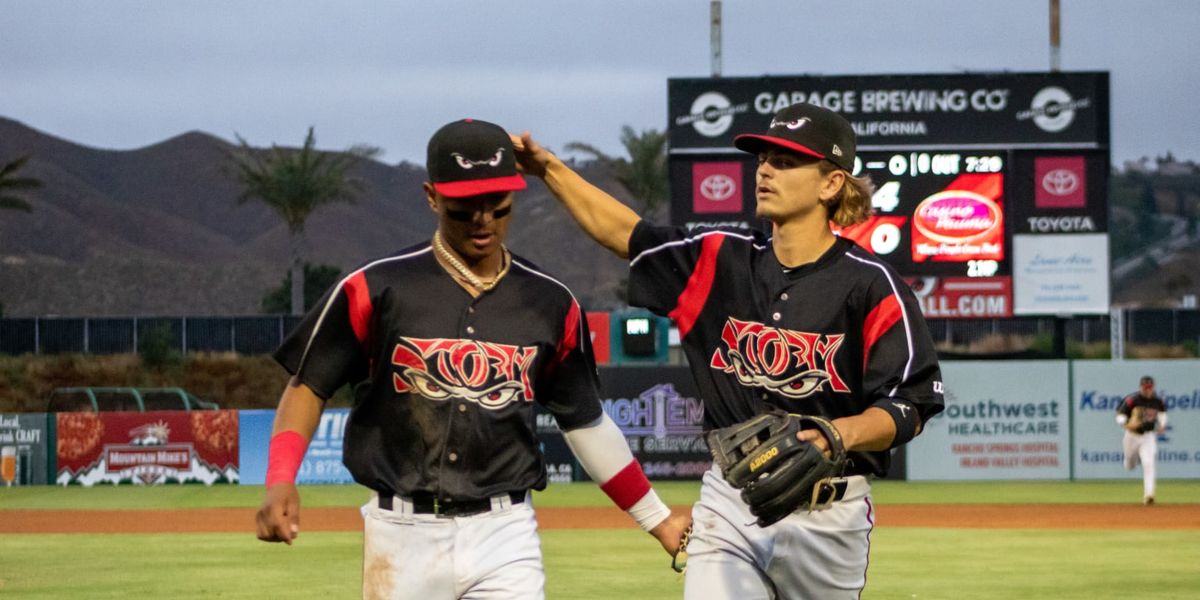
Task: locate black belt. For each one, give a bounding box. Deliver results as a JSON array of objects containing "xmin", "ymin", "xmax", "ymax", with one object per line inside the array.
[
  {"xmin": 378, "ymin": 491, "xmax": 525, "ymax": 517},
  {"xmin": 812, "ymin": 479, "xmax": 850, "ymax": 507}
]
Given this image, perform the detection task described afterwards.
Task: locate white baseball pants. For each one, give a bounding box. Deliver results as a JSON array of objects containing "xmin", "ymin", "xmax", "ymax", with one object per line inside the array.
[
  {"xmin": 683, "ymin": 465, "xmax": 874, "ymax": 600},
  {"xmin": 361, "ymin": 492, "xmax": 543, "ymax": 600},
  {"xmin": 1122, "ymin": 431, "xmax": 1158, "ymax": 499}
]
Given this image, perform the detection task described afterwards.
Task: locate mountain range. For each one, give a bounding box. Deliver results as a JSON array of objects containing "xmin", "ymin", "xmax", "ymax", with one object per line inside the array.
[{"xmin": 0, "ymin": 117, "xmax": 634, "ymax": 316}]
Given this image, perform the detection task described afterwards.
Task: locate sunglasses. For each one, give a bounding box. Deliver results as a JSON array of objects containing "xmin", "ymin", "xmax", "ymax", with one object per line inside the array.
[{"xmin": 445, "ymin": 205, "xmax": 513, "ymax": 222}]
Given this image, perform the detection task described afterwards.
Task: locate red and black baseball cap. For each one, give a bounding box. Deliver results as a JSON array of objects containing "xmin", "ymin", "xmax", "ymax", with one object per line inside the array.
[
  {"xmin": 734, "ymin": 103, "xmax": 856, "ymax": 172},
  {"xmin": 426, "ymin": 118, "xmax": 527, "ymax": 198}
]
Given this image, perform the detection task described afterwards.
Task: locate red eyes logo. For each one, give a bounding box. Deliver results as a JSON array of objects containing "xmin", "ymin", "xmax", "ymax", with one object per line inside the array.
[
  {"xmin": 709, "ymin": 318, "xmax": 849, "ymax": 399},
  {"xmin": 391, "ymin": 337, "xmax": 538, "ymax": 409}
]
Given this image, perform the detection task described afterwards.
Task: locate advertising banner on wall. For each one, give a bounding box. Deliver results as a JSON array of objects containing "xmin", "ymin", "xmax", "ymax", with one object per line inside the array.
[
  {"xmin": 0, "ymin": 413, "xmax": 50, "ymax": 486},
  {"xmin": 668, "ymin": 72, "xmax": 1108, "ymax": 151},
  {"xmin": 1012, "ymin": 233, "xmax": 1110, "ymax": 315},
  {"xmin": 239, "ymin": 409, "xmax": 355, "ymax": 485},
  {"xmin": 906, "ymin": 361, "xmax": 1070, "ymax": 480},
  {"xmin": 56, "ymin": 411, "xmax": 238, "ymax": 486},
  {"xmin": 1072, "ymin": 360, "xmax": 1200, "ymax": 479},
  {"xmin": 598, "ymin": 366, "xmax": 709, "ymax": 480}
]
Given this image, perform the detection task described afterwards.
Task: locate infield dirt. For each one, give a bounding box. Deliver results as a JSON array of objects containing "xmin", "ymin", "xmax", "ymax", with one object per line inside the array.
[{"xmin": 3, "ymin": 503, "xmax": 1199, "ymax": 534}]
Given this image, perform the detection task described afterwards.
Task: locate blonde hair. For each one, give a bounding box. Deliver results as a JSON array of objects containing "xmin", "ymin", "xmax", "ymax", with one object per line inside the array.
[{"xmin": 819, "ymin": 160, "xmax": 875, "ymax": 227}]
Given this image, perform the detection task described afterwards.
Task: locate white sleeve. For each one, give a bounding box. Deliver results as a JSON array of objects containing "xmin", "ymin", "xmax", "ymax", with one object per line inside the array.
[
  {"xmin": 1157, "ymin": 412, "xmax": 1168, "ymax": 429},
  {"xmin": 561, "ymin": 413, "xmax": 670, "ymax": 531}
]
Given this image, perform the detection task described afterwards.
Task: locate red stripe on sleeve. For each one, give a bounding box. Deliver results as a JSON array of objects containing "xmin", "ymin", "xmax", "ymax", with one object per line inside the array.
[
  {"xmin": 552, "ymin": 300, "xmax": 582, "ymax": 369},
  {"xmin": 668, "ymin": 234, "xmax": 725, "ymax": 339},
  {"xmin": 344, "ymin": 271, "xmax": 373, "ymax": 344},
  {"xmin": 862, "ymin": 294, "xmax": 902, "ymax": 366},
  {"xmin": 599, "ymin": 459, "xmax": 653, "ymax": 511}
]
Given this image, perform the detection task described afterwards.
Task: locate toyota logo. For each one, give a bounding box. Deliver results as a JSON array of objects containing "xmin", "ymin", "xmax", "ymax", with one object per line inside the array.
[
  {"xmin": 1042, "ymin": 168, "xmax": 1079, "ymax": 196},
  {"xmin": 700, "ymin": 174, "xmax": 737, "ymax": 201}
]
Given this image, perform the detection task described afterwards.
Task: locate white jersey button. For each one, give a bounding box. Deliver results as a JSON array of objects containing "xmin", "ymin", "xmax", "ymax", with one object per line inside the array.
[
  {"xmin": 780, "ymin": 292, "xmax": 789, "ymax": 301},
  {"xmin": 458, "ymin": 403, "xmax": 467, "ymax": 412},
  {"xmin": 448, "ymin": 452, "xmax": 459, "ymax": 462},
  {"xmin": 466, "ymin": 326, "xmax": 476, "ymax": 335},
  {"xmin": 772, "ymin": 312, "xmax": 781, "ymax": 321}
]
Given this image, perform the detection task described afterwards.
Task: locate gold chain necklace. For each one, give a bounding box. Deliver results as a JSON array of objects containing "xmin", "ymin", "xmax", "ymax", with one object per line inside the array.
[{"xmin": 433, "ymin": 231, "xmax": 511, "ymax": 292}]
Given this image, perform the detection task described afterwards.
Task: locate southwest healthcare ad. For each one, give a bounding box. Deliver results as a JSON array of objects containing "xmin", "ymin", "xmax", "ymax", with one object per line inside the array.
[
  {"xmin": 239, "ymin": 408, "xmax": 354, "ymax": 485},
  {"xmin": 56, "ymin": 410, "xmax": 238, "ymax": 486},
  {"xmin": 1072, "ymin": 360, "xmax": 1200, "ymax": 479},
  {"xmin": 906, "ymin": 361, "xmax": 1070, "ymax": 480}
]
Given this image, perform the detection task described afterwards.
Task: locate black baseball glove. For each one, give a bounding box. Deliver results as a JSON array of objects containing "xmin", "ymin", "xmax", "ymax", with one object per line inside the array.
[{"xmin": 706, "ymin": 410, "xmax": 847, "ymax": 527}]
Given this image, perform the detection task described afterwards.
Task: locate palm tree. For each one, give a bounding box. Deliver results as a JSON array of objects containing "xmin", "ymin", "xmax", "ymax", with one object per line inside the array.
[
  {"xmin": 229, "ymin": 127, "xmax": 380, "ymax": 315},
  {"xmin": 565, "ymin": 126, "xmax": 667, "ymax": 215},
  {"xmin": 0, "ymin": 155, "xmax": 42, "ymax": 213}
]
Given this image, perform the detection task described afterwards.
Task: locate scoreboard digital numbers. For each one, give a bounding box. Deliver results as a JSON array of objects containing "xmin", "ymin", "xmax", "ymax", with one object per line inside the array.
[{"xmin": 837, "ymin": 150, "xmax": 1008, "ymax": 280}]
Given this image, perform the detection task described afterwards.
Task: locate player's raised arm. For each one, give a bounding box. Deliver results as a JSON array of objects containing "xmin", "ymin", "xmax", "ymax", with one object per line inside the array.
[
  {"xmin": 511, "ymin": 131, "xmax": 641, "ymax": 259},
  {"xmin": 255, "ymin": 378, "xmax": 324, "ymax": 545}
]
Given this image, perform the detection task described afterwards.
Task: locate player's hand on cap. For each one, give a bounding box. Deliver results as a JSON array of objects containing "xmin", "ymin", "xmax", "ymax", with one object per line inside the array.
[
  {"xmin": 509, "ymin": 131, "xmax": 555, "ymax": 178},
  {"xmin": 649, "ymin": 511, "xmax": 693, "ymax": 557},
  {"xmin": 256, "ymin": 482, "xmax": 301, "ymax": 545}
]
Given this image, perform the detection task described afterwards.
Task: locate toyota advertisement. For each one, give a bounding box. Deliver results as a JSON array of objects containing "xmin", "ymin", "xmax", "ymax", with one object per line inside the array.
[{"xmin": 668, "ymin": 72, "xmax": 1110, "ymax": 318}]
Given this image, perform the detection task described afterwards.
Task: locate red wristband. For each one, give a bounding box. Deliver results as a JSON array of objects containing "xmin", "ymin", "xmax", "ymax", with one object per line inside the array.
[
  {"xmin": 265, "ymin": 430, "xmax": 308, "ymax": 487},
  {"xmin": 599, "ymin": 460, "xmax": 652, "ymax": 511}
]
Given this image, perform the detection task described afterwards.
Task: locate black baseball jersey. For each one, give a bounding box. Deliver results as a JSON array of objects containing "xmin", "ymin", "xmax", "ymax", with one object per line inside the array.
[
  {"xmin": 627, "ymin": 222, "xmax": 944, "ymax": 477},
  {"xmin": 274, "ymin": 241, "xmax": 603, "ymax": 500},
  {"xmin": 1119, "ymin": 393, "xmax": 1166, "ymax": 434}
]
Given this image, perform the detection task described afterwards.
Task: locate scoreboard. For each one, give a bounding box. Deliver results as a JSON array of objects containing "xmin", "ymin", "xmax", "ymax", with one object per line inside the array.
[{"xmin": 667, "ymin": 73, "xmax": 1110, "ymax": 318}]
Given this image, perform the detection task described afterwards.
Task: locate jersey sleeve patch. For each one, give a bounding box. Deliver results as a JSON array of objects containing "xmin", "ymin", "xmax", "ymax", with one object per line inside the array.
[
  {"xmin": 667, "ymin": 233, "xmax": 725, "ymax": 338},
  {"xmin": 862, "ymin": 293, "xmax": 902, "ymax": 366}
]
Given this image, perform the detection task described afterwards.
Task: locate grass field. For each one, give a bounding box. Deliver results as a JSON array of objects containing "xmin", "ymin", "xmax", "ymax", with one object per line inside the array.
[{"xmin": 2, "ymin": 480, "xmax": 1199, "ymax": 599}]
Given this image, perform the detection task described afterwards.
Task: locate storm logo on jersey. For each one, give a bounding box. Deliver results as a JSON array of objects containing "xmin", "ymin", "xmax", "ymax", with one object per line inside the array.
[
  {"xmin": 391, "ymin": 337, "xmax": 538, "ymax": 409},
  {"xmin": 710, "ymin": 318, "xmax": 850, "ymax": 399}
]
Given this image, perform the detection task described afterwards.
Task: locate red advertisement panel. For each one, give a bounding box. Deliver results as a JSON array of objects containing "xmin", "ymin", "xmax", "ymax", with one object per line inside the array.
[
  {"xmin": 56, "ymin": 410, "xmax": 239, "ymax": 486},
  {"xmin": 911, "ymin": 173, "xmax": 1004, "ymax": 263},
  {"xmin": 586, "ymin": 311, "xmax": 612, "ymax": 365},
  {"xmin": 906, "ymin": 276, "xmax": 1013, "ymax": 319},
  {"xmin": 833, "ymin": 215, "xmax": 908, "ymax": 258},
  {"xmin": 1034, "ymin": 156, "xmax": 1087, "ymax": 208},
  {"xmin": 691, "ymin": 162, "xmax": 743, "ymax": 214}
]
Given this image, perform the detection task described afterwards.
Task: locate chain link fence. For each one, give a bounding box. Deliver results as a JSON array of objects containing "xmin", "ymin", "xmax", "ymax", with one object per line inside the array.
[
  {"xmin": 1, "ymin": 311, "xmax": 1197, "ymax": 357},
  {"xmin": 0, "ymin": 316, "xmax": 302, "ymax": 356}
]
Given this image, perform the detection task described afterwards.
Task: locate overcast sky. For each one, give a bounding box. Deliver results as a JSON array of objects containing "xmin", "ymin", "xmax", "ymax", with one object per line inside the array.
[{"xmin": 3, "ymin": 1, "xmax": 1197, "ymax": 166}]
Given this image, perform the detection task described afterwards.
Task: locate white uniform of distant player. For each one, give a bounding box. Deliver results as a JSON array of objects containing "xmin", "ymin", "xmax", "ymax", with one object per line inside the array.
[{"xmin": 1116, "ymin": 376, "xmax": 1168, "ymax": 505}]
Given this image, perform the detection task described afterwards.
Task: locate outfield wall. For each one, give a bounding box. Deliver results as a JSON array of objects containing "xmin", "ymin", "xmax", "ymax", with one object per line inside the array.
[
  {"xmin": 8, "ymin": 359, "xmax": 1198, "ymax": 485},
  {"xmin": 907, "ymin": 359, "xmax": 1200, "ymax": 481}
]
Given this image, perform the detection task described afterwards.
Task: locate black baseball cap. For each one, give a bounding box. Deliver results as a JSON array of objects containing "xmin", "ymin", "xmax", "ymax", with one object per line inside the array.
[
  {"xmin": 1141, "ymin": 375, "xmax": 1155, "ymax": 385},
  {"xmin": 426, "ymin": 118, "xmax": 527, "ymax": 198},
  {"xmin": 734, "ymin": 103, "xmax": 856, "ymax": 172}
]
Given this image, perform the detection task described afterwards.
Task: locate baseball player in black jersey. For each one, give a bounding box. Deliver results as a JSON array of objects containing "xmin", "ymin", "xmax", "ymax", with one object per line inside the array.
[
  {"xmin": 1117, "ymin": 375, "xmax": 1168, "ymax": 505},
  {"xmin": 255, "ymin": 118, "xmax": 689, "ymax": 599},
  {"xmin": 513, "ymin": 102, "xmax": 944, "ymax": 599}
]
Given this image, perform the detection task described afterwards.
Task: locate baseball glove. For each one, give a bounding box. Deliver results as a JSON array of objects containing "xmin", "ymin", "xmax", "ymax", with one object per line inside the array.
[
  {"xmin": 1125, "ymin": 406, "xmax": 1145, "ymax": 433},
  {"xmin": 706, "ymin": 410, "xmax": 847, "ymax": 527}
]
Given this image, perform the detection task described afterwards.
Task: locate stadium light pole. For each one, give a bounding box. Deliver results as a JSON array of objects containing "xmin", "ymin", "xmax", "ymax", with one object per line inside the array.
[
  {"xmin": 1049, "ymin": 0, "xmax": 1061, "ymax": 72},
  {"xmin": 711, "ymin": 0, "xmax": 722, "ymax": 77}
]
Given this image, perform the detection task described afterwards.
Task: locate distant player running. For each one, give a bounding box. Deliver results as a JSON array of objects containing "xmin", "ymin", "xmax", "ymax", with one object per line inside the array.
[
  {"xmin": 1117, "ymin": 374, "xmax": 1168, "ymax": 505},
  {"xmin": 514, "ymin": 102, "xmax": 944, "ymax": 599},
  {"xmin": 255, "ymin": 118, "xmax": 688, "ymax": 599}
]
